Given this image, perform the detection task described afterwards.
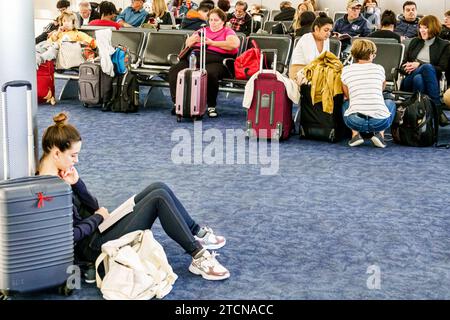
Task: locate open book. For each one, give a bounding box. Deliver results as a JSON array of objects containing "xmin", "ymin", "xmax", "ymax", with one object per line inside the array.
[
  {"xmin": 98, "ymin": 195, "xmax": 136, "ymax": 233},
  {"xmin": 333, "ymin": 32, "xmax": 352, "ymax": 41}
]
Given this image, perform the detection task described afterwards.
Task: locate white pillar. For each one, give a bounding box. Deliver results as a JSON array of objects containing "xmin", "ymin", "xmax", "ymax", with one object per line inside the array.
[{"xmin": 0, "ymin": 0, "xmax": 38, "ymax": 179}]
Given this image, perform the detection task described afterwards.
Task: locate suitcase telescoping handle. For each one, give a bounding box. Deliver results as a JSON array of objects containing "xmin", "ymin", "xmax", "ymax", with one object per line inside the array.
[
  {"xmin": 1, "ymin": 80, "xmax": 34, "ymax": 179},
  {"xmin": 259, "ymin": 49, "xmax": 278, "ymax": 74},
  {"xmin": 199, "ymin": 26, "xmax": 206, "ymax": 72}
]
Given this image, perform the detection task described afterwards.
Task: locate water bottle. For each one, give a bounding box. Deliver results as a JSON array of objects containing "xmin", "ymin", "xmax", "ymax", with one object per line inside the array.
[
  {"xmin": 189, "ymin": 53, "xmax": 197, "ymax": 70},
  {"xmin": 440, "ymin": 71, "xmax": 447, "ymax": 94}
]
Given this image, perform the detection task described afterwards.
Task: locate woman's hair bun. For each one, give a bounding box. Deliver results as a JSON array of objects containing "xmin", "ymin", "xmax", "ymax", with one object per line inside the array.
[
  {"xmin": 319, "ymin": 12, "xmax": 328, "ymax": 18},
  {"xmin": 53, "ymin": 112, "xmax": 68, "ymax": 127}
]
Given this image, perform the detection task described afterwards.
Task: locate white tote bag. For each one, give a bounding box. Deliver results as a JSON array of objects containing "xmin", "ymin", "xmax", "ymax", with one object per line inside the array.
[
  {"xmin": 56, "ymin": 41, "xmax": 85, "ymax": 69},
  {"xmin": 95, "ymin": 229, "xmax": 178, "ymax": 300}
]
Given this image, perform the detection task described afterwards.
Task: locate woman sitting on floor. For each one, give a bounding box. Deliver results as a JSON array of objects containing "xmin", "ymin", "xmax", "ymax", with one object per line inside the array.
[
  {"xmin": 341, "ymin": 39, "xmax": 396, "ymax": 148},
  {"xmin": 37, "ymin": 112, "xmax": 230, "ymax": 282}
]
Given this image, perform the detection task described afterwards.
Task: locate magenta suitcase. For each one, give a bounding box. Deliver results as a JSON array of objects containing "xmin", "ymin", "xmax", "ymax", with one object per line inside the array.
[
  {"xmin": 246, "ymin": 49, "xmax": 293, "ymax": 140},
  {"xmin": 175, "ymin": 29, "xmax": 207, "ymax": 121}
]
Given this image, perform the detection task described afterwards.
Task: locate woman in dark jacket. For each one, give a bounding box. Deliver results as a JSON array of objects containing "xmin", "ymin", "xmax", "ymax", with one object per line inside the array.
[
  {"xmin": 400, "ymin": 15, "xmax": 450, "ymax": 125},
  {"xmin": 145, "ymin": 0, "xmax": 173, "ymax": 25},
  {"xmin": 38, "ymin": 113, "xmax": 230, "ymax": 282}
]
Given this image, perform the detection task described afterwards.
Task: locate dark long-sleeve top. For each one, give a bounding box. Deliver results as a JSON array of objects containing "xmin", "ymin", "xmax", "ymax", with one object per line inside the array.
[
  {"xmin": 72, "ymin": 178, "xmax": 103, "ymax": 243},
  {"xmin": 401, "ymin": 36, "xmax": 450, "ymax": 79},
  {"xmin": 333, "ymin": 14, "xmax": 371, "ymax": 38}
]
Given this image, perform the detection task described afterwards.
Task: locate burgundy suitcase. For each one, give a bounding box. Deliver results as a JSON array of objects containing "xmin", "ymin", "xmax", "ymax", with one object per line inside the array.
[
  {"xmin": 37, "ymin": 60, "xmax": 55, "ymax": 105},
  {"xmin": 245, "ymin": 49, "xmax": 293, "ymax": 140},
  {"xmin": 175, "ymin": 28, "xmax": 207, "ymax": 122}
]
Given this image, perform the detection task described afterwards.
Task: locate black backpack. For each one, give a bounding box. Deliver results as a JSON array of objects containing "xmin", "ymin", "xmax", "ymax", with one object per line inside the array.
[
  {"xmin": 271, "ymin": 22, "xmax": 287, "ymax": 35},
  {"xmin": 391, "ymin": 92, "xmax": 438, "ymax": 147},
  {"xmin": 108, "ymin": 72, "xmax": 139, "ymax": 113}
]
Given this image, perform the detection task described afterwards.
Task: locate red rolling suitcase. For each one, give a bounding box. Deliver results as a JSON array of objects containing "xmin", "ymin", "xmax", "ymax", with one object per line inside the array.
[
  {"xmin": 245, "ymin": 49, "xmax": 293, "ymax": 140},
  {"xmin": 175, "ymin": 28, "xmax": 207, "ymax": 122},
  {"xmin": 37, "ymin": 60, "xmax": 55, "ymax": 105}
]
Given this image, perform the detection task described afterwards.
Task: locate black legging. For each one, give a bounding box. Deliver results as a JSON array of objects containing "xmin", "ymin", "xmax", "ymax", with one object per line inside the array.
[
  {"xmin": 75, "ymin": 182, "xmax": 202, "ymax": 262},
  {"xmin": 168, "ymin": 51, "xmax": 228, "ymax": 109}
]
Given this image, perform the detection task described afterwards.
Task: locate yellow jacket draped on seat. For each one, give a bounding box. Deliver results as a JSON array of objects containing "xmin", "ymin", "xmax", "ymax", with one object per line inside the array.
[{"xmin": 302, "ymin": 51, "xmax": 343, "ymax": 114}]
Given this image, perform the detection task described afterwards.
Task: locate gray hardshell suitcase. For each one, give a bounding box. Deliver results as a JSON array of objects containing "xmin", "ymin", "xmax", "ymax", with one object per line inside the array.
[
  {"xmin": 78, "ymin": 60, "xmax": 113, "ymax": 107},
  {"xmin": 0, "ymin": 81, "xmax": 73, "ymax": 298}
]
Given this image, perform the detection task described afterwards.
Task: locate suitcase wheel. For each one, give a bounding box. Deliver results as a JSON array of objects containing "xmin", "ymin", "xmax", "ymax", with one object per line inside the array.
[
  {"xmin": 176, "ymin": 116, "xmax": 182, "ymax": 122},
  {"xmin": 83, "ymin": 103, "xmax": 89, "ymax": 108},
  {"xmin": 246, "ymin": 121, "xmax": 253, "ymax": 138},
  {"xmin": 0, "ymin": 290, "xmax": 10, "ymax": 300},
  {"xmin": 273, "ymin": 123, "xmax": 283, "ymax": 140},
  {"xmin": 58, "ymin": 283, "xmax": 73, "ymax": 296}
]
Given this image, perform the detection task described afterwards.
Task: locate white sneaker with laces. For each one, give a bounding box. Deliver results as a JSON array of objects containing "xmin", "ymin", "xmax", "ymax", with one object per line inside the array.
[
  {"xmin": 189, "ymin": 250, "xmax": 230, "ymax": 281},
  {"xmin": 195, "ymin": 226, "xmax": 226, "ymax": 250}
]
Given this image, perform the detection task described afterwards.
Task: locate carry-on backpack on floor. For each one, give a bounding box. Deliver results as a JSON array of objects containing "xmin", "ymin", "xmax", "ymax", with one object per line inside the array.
[
  {"xmin": 175, "ymin": 28, "xmax": 208, "ymax": 122},
  {"xmin": 37, "ymin": 60, "xmax": 55, "ymax": 105},
  {"xmin": 391, "ymin": 92, "xmax": 438, "ymax": 147},
  {"xmin": 108, "ymin": 71, "xmax": 139, "ymax": 113},
  {"xmin": 299, "ymin": 84, "xmax": 349, "ymax": 143},
  {"xmin": 0, "ymin": 81, "xmax": 74, "ymax": 299},
  {"xmin": 245, "ymin": 49, "xmax": 293, "ymax": 140},
  {"xmin": 78, "ymin": 60, "xmax": 113, "ymax": 108}
]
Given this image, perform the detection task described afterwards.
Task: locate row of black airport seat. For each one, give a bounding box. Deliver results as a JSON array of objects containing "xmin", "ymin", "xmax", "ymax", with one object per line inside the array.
[{"xmin": 54, "ymin": 26, "xmax": 408, "ymax": 101}]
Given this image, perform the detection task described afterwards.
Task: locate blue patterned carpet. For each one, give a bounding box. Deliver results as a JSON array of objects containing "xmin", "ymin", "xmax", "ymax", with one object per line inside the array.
[{"xmin": 15, "ymin": 80, "xmax": 450, "ymax": 300}]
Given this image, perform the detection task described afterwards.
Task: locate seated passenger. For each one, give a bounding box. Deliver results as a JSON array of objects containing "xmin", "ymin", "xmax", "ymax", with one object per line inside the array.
[
  {"xmin": 38, "ymin": 112, "xmax": 230, "ymax": 282},
  {"xmin": 76, "ymin": 1, "xmax": 101, "ymax": 28},
  {"xmin": 333, "ymin": 0, "xmax": 371, "ymax": 52},
  {"xmin": 394, "ymin": 1, "xmax": 419, "ymax": 39},
  {"xmin": 341, "ymin": 39, "xmax": 396, "ymax": 148},
  {"xmin": 227, "ymin": 1, "xmax": 252, "ymax": 36},
  {"xmin": 180, "ymin": 2, "xmax": 212, "ymax": 30},
  {"xmin": 170, "ymin": 0, "xmax": 199, "ymax": 18},
  {"xmin": 144, "ymin": 0, "xmax": 173, "ymax": 26},
  {"xmin": 169, "ymin": 8, "xmax": 240, "ymax": 118},
  {"xmin": 35, "ymin": 0, "xmax": 70, "ymax": 44},
  {"xmin": 292, "ymin": 10, "xmax": 317, "ymax": 38},
  {"xmin": 368, "ymin": 10, "xmax": 401, "ymax": 42},
  {"xmin": 116, "ymin": 0, "xmax": 149, "ymax": 27},
  {"xmin": 88, "ymin": 1, "xmax": 122, "ymax": 30},
  {"xmin": 439, "ymin": 10, "xmax": 450, "ymax": 41},
  {"xmin": 48, "ymin": 11, "xmax": 96, "ymax": 49},
  {"xmin": 217, "ymin": 0, "xmax": 231, "ymax": 13},
  {"xmin": 362, "ymin": 0, "xmax": 381, "ymax": 30},
  {"xmin": 400, "ymin": 15, "xmax": 450, "ymax": 126},
  {"xmin": 289, "ymin": 13, "xmax": 333, "ymax": 82},
  {"xmin": 297, "ymin": 0, "xmax": 315, "ymax": 13},
  {"xmin": 273, "ymin": 1, "xmax": 296, "ymax": 21}
]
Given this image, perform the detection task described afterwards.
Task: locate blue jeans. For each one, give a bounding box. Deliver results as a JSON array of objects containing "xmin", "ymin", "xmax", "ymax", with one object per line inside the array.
[
  {"xmin": 400, "ymin": 64, "xmax": 441, "ymax": 106},
  {"xmin": 76, "ymin": 182, "xmax": 202, "ymax": 262},
  {"xmin": 342, "ymin": 99, "xmax": 396, "ymax": 133}
]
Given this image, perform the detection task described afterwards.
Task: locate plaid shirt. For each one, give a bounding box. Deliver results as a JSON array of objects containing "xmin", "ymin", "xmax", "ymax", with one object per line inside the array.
[{"xmin": 227, "ymin": 12, "xmax": 252, "ymax": 34}]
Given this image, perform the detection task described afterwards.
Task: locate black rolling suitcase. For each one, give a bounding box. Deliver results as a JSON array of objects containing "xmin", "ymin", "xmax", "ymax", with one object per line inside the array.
[
  {"xmin": 0, "ymin": 81, "xmax": 73, "ymax": 299},
  {"xmin": 299, "ymin": 84, "xmax": 350, "ymax": 143},
  {"xmin": 78, "ymin": 60, "xmax": 113, "ymax": 108}
]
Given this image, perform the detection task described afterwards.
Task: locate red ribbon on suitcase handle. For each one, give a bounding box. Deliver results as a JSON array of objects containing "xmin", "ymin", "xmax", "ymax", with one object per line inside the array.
[{"xmin": 37, "ymin": 192, "xmax": 53, "ymax": 208}]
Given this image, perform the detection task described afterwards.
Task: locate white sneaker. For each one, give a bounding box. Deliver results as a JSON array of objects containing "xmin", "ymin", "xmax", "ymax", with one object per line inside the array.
[
  {"xmin": 189, "ymin": 250, "xmax": 230, "ymax": 281},
  {"xmin": 194, "ymin": 226, "xmax": 226, "ymax": 250}
]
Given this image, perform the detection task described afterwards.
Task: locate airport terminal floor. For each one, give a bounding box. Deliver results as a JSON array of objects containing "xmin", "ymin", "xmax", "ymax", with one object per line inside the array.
[
  {"xmin": 13, "ymin": 80, "xmax": 450, "ymax": 300},
  {"xmin": 3, "ymin": 0, "xmax": 450, "ymax": 302}
]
